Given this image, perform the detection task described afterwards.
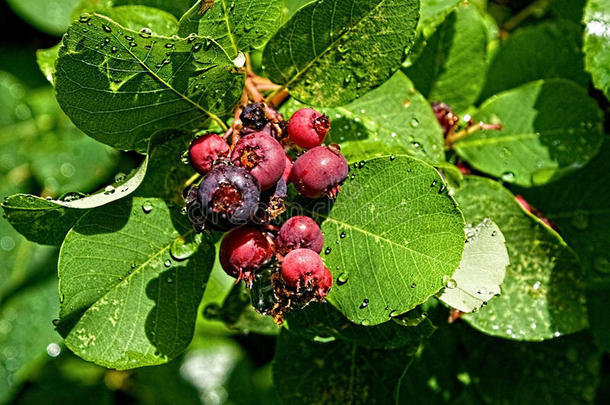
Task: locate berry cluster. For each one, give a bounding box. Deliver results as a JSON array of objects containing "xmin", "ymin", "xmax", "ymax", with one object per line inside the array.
[{"xmin": 184, "ymin": 103, "xmax": 348, "ymax": 323}]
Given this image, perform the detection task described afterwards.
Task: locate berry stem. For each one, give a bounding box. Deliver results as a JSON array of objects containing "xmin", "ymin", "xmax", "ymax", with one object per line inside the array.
[
  {"xmin": 245, "ymin": 77, "xmax": 265, "ymax": 103},
  {"xmin": 445, "ymin": 122, "xmax": 503, "ymax": 150},
  {"xmin": 184, "ymin": 172, "xmax": 201, "ymax": 188}
]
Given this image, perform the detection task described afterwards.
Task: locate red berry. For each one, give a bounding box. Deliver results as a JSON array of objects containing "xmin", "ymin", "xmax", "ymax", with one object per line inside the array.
[
  {"xmin": 219, "ymin": 227, "xmax": 273, "ymax": 282},
  {"xmin": 291, "ymin": 145, "xmax": 348, "ymax": 198},
  {"xmin": 276, "ymin": 216, "xmax": 323, "ymax": 254},
  {"xmin": 231, "ymin": 132, "xmax": 286, "ymax": 190},
  {"xmin": 288, "ymin": 108, "xmax": 330, "ymax": 149},
  {"xmin": 189, "ymin": 133, "xmax": 230, "ymax": 175},
  {"xmin": 282, "ymin": 154, "xmax": 293, "ymax": 182},
  {"xmin": 280, "ymin": 248, "xmax": 326, "ymax": 290},
  {"xmin": 317, "ymin": 267, "xmax": 333, "ymax": 297}
]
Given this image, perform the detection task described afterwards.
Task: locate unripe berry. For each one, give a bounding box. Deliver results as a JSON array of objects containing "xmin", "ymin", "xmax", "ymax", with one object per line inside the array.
[
  {"xmin": 189, "ymin": 133, "xmax": 230, "ymax": 175},
  {"xmin": 231, "ymin": 132, "xmax": 286, "ymax": 190},
  {"xmin": 280, "ymin": 249, "xmax": 326, "ymax": 290},
  {"xmin": 288, "ymin": 108, "xmax": 330, "ymax": 149},
  {"xmin": 291, "ymin": 145, "xmax": 348, "ymax": 198},
  {"xmin": 198, "ymin": 165, "xmax": 260, "ymax": 230},
  {"xmin": 276, "ymin": 216, "xmax": 324, "ymax": 254},
  {"xmin": 219, "ymin": 227, "xmax": 273, "ymax": 282}
]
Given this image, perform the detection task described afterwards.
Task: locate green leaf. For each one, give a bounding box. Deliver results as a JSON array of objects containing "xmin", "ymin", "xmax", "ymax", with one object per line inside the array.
[
  {"xmin": 455, "ymin": 80, "xmax": 604, "ymax": 187},
  {"xmin": 36, "ymin": 44, "xmax": 61, "ymax": 85},
  {"xmin": 584, "ymin": 0, "xmax": 610, "ymax": 98},
  {"xmin": 281, "ymin": 0, "xmax": 314, "ymax": 21},
  {"xmin": 58, "ymin": 197, "xmax": 215, "ymax": 369},
  {"xmin": 478, "ymin": 20, "xmax": 589, "ymax": 102},
  {"xmin": 286, "ymin": 302, "xmax": 435, "ymax": 350},
  {"xmin": 73, "ymin": 0, "xmax": 196, "ymax": 20},
  {"xmin": 282, "ymin": 71, "xmax": 445, "ymax": 163},
  {"xmin": 302, "ymin": 155, "xmax": 464, "ymax": 325},
  {"xmin": 178, "ymin": 0, "xmax": 283, "ymax": 58},
  {"xmin": 262, "ymin": 0, "xmax": 420, "ymax": 107},
  {"xmin": 6, "ymin": 0, "xmax": 83, "ymax": 36},
  {"xmin": 273, "ymin": 329, "xmax": 417, "ymax": 405},
  {"xmin": 55, "ymin": 13, "xmax": 244, "ymax": 152},
  {"xmin": 0, "ymin": 278, "xmax": 61, "ymax": 404},
  {"xmin": 405, "ymin": 2, "xmax": 488, "ymax": 113},
  {"xmin": 551, "ymin": 0, "xmax": 587, "ymax": 23},
  {"xmin": 452, "ymin": 176, "xmax": 588, "ymax": 340},
  {"xmin": 99, "ymin": 6, "xmax": 179, "ymax": 34},
  {"xmin": 418, "ymin": 0, "xmax": 462, "ymax": 37},
  {"xmin": 438, "ymin": 219, "xmax": 509, "ymax": 313},
  {"xmin": 515, "ymin": 141, "xmax": 610, "ymax": 351}
]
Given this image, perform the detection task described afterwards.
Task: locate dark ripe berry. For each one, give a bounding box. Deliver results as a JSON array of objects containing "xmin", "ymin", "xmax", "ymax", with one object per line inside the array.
[
  {"xmin": 231, "ymin": 132, "xmax": 286, "ymax": 190},
  {"xmin": 198, "ymin": 165, "xmax": 260, "ymax": 230},
  {"xmin": 431, "ymin": 102, "xmax": 459, "ymax": 137},
  {"xmin": 291, "ymin": 145, "xmax": 348, "ymax": 198},
  {"xmin": 288, "ymin": 108, "xmax": 330, "ymax": 149},
  {"xmin": 219, "ymin": 227, "xmax": 273, "ymax": 282},
  {"xmin": 253, "ymin": 178, "xmax": 288, "ymax": 224},
  {"xmin": 189, "ymin": 133, "xmax": 230, "ymax": 175},
  {"xmin": 240, "ymin": 102, "xmax": 268, "ymax": 130},
  {"xmin": 280, "ymin": 248, "xmax": 327, "ymax": 291},
  {"xmin": 282, "ymin": 154, "xmax": 293, "ymax": 182},
  {"xmin": 277, "ymin": 216, "xmax": 324, "ymax": 254}
]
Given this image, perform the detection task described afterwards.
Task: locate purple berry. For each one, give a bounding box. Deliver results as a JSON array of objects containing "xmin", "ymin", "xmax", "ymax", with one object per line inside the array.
[
  {"xmin": 280, "ymin": 249, "xmax": 327, "ymax": 291},
  {"xmin": 291, "ymin": 145, "xmax": 348, "ymax": 198},
  {"xmin": 231, "ymin": 132, "xmax": 286, "ymax": 191},
  {"xmin": 240, "ymin": 102, "xmax": 268, "ymax": 130},
  {"xmin": 198, "ymin": 165, "xmax": 260, "ymax": 230},
  {"xmin": 189, "ymin": 133, "xmax": 230, "ymax": 175},
  {"xmin": 288, "ymin": 108, "xmax": 330, "ymax": 149},
  {"xmin": 277, "ymin": 216, "xmax": 323, "ymax": 254},
  {"xmin": 219, "ymin": 227, "xmax": 273, "ymax": 282}
]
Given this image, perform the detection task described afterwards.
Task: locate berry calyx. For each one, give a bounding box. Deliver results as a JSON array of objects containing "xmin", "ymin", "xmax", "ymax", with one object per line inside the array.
[
  {"xmin": 280, "ymin": 248, "xmax": 327, "ymax": 291},
  {"xmin": 276, "ymin": 216, "xmax": 324, "ymax": 254},
  {"xmin": 231, "ymin": 132, "xmax": 286, "ymax": 190},
  {"xmin": 291, "ymin": 145, "xmax": 349, "ymax": 198},
  {"xmin": 198, "ymin": 165, "xmax": 260, "ymax": 230},
  {"xmin": 189, "ymin": 133, "xmax": 230, "ymax": 175},
  {"xmin": 288, "ymin": 108, "xmax": 330, "ymax": 149},
  {"xmin": 219, "ymin": 227, "xmax": 273, "ymax": 282},
  {"xmin": 431, "ymin": 102, "xmax": 459, "ymax": 137}
]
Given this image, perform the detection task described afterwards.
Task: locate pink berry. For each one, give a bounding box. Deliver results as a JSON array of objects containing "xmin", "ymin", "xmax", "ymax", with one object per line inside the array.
[
  {"xmin": 276, "ymin": 216, "xmax": 324, "ymax": 254},
  {"xmin": 317, "ymin": 267, "xmax": 333, "ymax": 297},
  {"xmin": 189, "ymin": 133, "xmax": 230, "ymax": 175},
  {"xmin": 219, "ymin": 227, "xmax": 273, "ymax": 282},
  {"xmin": 291, "ymin": 145, "xmax": 348, "ymax": 198},
  {"xmin": 282, "ymin": 154, "xmax": 293, "ymax": 182},
  {"xmin": 280, "ymin": 248, "xmax": 326, "ymax": 290},
  {"xmin": 288, "ymin": 108, "xmax": 330, "ymax": 149},
  {"xmin": 231, "ymin": 132, "xmax": 286, "ymax": 190}
]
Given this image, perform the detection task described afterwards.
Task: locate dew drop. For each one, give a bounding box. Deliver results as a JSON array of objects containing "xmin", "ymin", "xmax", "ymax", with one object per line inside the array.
[
  {"xmin": 360, "ymin": 319, "xmax": 370, "ymax": 326},
  {"xmin": 164, "ymin": 259, "xmax": 171, "ymax": 268},
  {"xmin": 501, "ymin": 172, "xmax": 515, "ymax": 182},
  {"xmin": 79, "ymin": 14, "xmax": 91, "ymax": 23},
  {"xmin": 111, "ymin": 46, "xmax": 118, "ymax": 53},
  {"xmin": 337, "ymin": 272, "xmax": 349, "ymax": 285},
  {"xmin": 141, "ymin": 202, "xmax": 153, "ymax": 214},
  {"xmin": 430, "ymin": 179, "xmax": 437, "ymax": 187},
  {"xmin": 165, "ymin": 43, "xmax": 174, "ymax": 49},
  {"xmin": 410, "ymin": 283, "xmax": 417, "ymax": 288},
  {"xmin": 324, "ymin": 247, "xmax": 332, "ymax": 255},
  {"xmin": 124, "ymin": 35, "xmax": 134, "ymax": 41},
  {"xmin": 389, "ymin": 154, "xmax": 396, "ymax": 161},
  {"xmin": 102, "ymin": 24, "xmax": 111, "ymax": 33},
  {"xmin": 192, "ymin": 43, "xmax": 203, "ymax": 52},
  {"xmin": 170, "ymin": 236, "xmax": 197, "ymax": 261},
  {"xmin": 410, "ymin": 118, "xmax": 420, "ymax": 128},
  {"xmin": 139, "ymin": 27, "xmax": 153, "ymax": 38},
  {"xmin": 129, "ymin": 42, "xmax": 137, "ymax": 47},
  {"xmin": 339, "ymin": 231, "xmax": 346, "ymax": 239},
  {"xmin": 389, "ymin": 310, "xmax": 400, "ymax": 318},
  {"xmin": 445, "ymin": 279, "xmax": 457, "ymax": 289},
  {"xmin": 360, "ymin": 299, "xmax": 369, "ymax": 309},
  {"xmin": 104, "ymin": 185, "xmax": 115, "ymax": 194}
]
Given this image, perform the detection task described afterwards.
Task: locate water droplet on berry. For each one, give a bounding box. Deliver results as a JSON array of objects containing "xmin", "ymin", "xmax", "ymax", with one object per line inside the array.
[
  {"xmin": 337, "ymin": 272, "xmax": 349, "ymax": 285},
  {"xmin": 139, "ymin": 27, "xmax": 152, "ymax": 38},
  {"xmin": 360, "ymin": 299, "xmax": 369, "ymax": 309},
  {"xmin": 141, "ymin": 202, "xmax": 153, "ymax": 213}
]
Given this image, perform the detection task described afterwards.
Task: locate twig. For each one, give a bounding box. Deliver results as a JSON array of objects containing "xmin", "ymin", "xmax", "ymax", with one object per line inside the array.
[{"xmin": 445, "ymin": 122, "xmax": 503, "ymax": 149}]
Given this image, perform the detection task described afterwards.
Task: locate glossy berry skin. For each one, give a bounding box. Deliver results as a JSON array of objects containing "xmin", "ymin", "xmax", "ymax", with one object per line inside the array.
[
  {"xmin": 198, "ymin": 165, "xmax": 260, "ymax": 230},
  {"xmin": 291, "ymin": 145, "xmax": 348, "ymax": 198},
  {"xmin": 280, "ymin": 248, "xmax": 327, "ymax": 291},
  {"xmin": 189, "ymin": 133, "xmax": 230, "ymax": 175},
  {"xmin": 231, "ymin": 132, "xmax": 286, "ymax": 191},
  {"xmin": 282, "ymin": 154, "xmax": 293, "ymax": 182},
  {"xmin": 220, "ymin": 227, "xmax": 273, "ymax": 281},
  {"xmin": 240, "ymin": 102, "xmax": 268, "ymax": 130},
  {"xmin": 317, "ymin": 266, "xmax": 333, "ymax": 297},
  {"xmin": 288, "ymin": 108, "xmax": 330, "ymax": 149},
  {"xmin": 276, "ymin": 216, "xmax": 324, "ymax": 254}
]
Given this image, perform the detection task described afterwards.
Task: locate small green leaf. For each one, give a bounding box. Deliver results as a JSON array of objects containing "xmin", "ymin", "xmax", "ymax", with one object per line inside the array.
[
  {"xmin": 418, "ymin": 0, "xmax": 462, "ymax": 37},
  {"xmin": 273, "ymin": 329, "xmax": 417, "ymax": 405},
  {"xmin": 301, "ymin": 155, "xmax": 464, "ymax": 325},
  {"xmin": 0, "ymin": 278, "xmax": 61, "ymax": 404},
  {"xmin": 515, "ymin": 141, "xmax": 610, "ymax": 351},
  {"xmin": 286, "ymin": 302, "xmax": 435, "ymax": 350},
  {"xmin": 405, "ymin": 2, "xmax": 488, "ymax": 112},
  {"xmin": 438, "ymin": 219, "xmax": 509, "ymax": 313},
  {"xmin": 455, "ymin": 80, "xmax": 604, "ymax": 187},
  {"xmin": 263, "ymin": 0, "xmax": 420, "ymax": 106},
  {"xmin": 58, "ymin": 197, "xmax": 215, "ymax": 369},
  {"xmin": 479, "ymin": 20, "xmax": 589, "ymax": 102},
  {"xmin": 584, "ymin": 0, "xmax": 610, "ymax": 98},
  {"xmin": 73, "ymin": 0, "xmax": 196, "ymax": 20},
  {"xmin": 36, "ymin": 43, "xmax": 61, "ymax": 85},
  {"xmin": 55, "ymin": 13, "xmax": 244, "ymax": 151},
  {"xmin": 6, "ymin": 0, "xmax": 82, "ymax": 36},
  {"xmin": 178, "ymin": 0, "xmax": 283, "ymax": 58},
  {"xmin": 282, "ymin": 71, "xmax": 445, "ymax": 163},
  {"xmin": 452, "ymin": 176, "xmax": 588, "ymax": 340}
]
